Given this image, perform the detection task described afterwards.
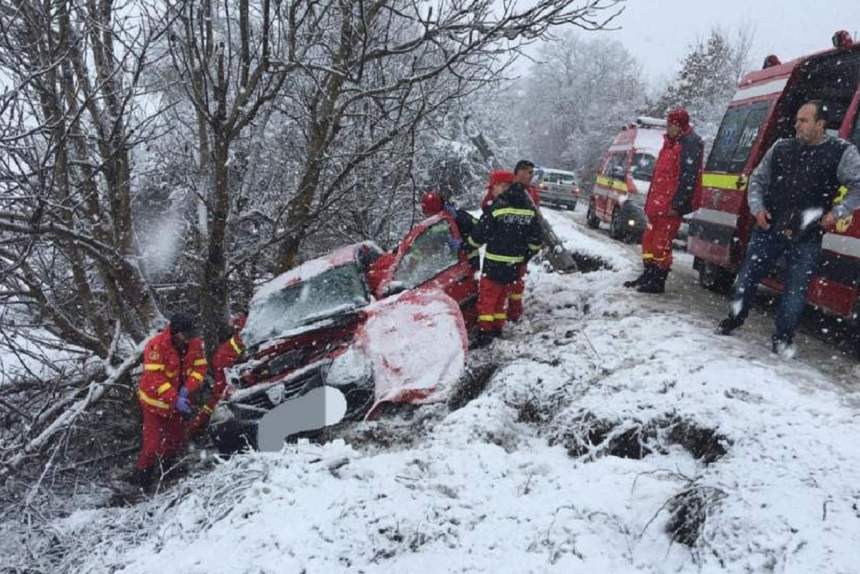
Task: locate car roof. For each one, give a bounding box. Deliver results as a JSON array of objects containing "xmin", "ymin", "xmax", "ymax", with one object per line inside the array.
[
  {"xmin": 252, "ymin": 241, "xmax": 380, "ymax": 303},
  {"xmin": 538, "ymin": 167, "xmax": 576, "ymax": 176}
]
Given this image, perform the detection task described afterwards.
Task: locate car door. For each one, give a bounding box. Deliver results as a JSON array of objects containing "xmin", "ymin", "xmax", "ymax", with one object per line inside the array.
[{"xmin": 382, "ymin": 216, "xmax": 479, "ymax": 324}]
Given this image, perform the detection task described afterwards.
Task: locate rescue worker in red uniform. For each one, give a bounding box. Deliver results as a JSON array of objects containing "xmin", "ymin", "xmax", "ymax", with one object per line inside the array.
[
  {"xmin": 133, "ymin": 313, "xmax": 207, "ymax": 488},
  {"xmin": 624, "ymin": 108, "xmax": 703, "ymax": 293},
  {"xmin": 470, "ymin": 170, "xmax": 543, "ymax": 347},
  {"xmin": 186, "ymin": 314, "xmax": 246, "ymax": 439}
]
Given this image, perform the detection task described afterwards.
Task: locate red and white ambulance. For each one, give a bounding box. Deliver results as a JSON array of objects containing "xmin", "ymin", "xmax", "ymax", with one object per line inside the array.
[
  {"xmin": 687, "ymin": 31, "xmax": 860, "ymax": 322},
  {"xmin": 586, "ymin": 117, "xmax": 665, "ymax": 242}
]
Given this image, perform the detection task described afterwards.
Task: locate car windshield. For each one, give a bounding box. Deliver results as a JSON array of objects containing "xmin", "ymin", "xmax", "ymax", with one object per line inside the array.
[
  {"xmin": 243, "ymin": 262, "xmax": 370, "ymax": 348},
  {"xmin": 392, "ymin": 221, "xmax": 458, "ymax": 289}
]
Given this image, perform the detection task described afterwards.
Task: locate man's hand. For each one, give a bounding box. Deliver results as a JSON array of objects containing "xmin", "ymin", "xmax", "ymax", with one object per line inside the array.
[
  {"xmin": 447, "ymin": 237, "xmax": 463, "ymax": 252},
  {"xmin": 754, "ymin": 209, "xmax": 771, "ymax": 230},
  {"xmin": 821, "ymin": 211, "xmax": 837, "ymax": 231},
  {"xmin": 174, "ymin": 387, "xmax": 192, "ymax": 415}
]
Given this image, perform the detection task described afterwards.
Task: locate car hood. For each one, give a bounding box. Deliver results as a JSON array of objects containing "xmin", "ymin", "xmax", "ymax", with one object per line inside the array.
[{"xmin": 359, "ymin": 288, "xmax": 467, "ymax": 418}]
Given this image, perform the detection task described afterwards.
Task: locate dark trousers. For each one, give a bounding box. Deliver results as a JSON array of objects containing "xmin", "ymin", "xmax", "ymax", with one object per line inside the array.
[{"xmin": 729, "ymin": 229, "xmax": 821, "ymax": 340}]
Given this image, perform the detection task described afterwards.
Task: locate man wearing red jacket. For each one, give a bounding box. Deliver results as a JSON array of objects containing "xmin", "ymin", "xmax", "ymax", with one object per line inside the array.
[
  {"xmin": 186, "ymin": 315, "xmax": 246, "ymax": 438},
  {"xmin": 624, "ymin": 108, "xmax": 703, "ymax": 293},
  {"xmin": 133, "ymin": 313, "xmax": 207, "ymax": 488}
]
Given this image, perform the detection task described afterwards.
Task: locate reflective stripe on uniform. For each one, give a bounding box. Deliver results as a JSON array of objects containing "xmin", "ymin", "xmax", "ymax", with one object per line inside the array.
[
  {"xmin": 484, "ymin": 252, "xmax": 524, "ymax": 264},
  {"xmin": 467, "ymin": 249, "xmax": 479, "ymax": 259},
  {"xmin": 528, "ymin": 243, "xmax": 541, "ymax": 251},
  {"xmin": 493, "ymin": 207, "xmax": 535, "ymax": 218},
  {"xmin": 189, "ymin": 371, "xmax": 204, "ymax": 381},
  {"xmin": 467, "ymin": 236, "xmax": 482, "ymax": 248},
  {"xmin": 478, "ymin": 314, "xmax": 496, "ymax": 323},
  {"xmin": 156, "ymin": 382, "xmax": 172, "ymax": 395},
  {"xmin": 509, "ymin": 294, "xmax": 523, "ymax": 301},
  {"xmin": 193, "ymin": 359, "xmax": 208, "ymax": 366},
  {"xmin": 137, "ymin": 389, "xmax": 171, "ymax": 410},
  {"xmin": 493, "ymin": 313, "xmax": 507, "ymax": 320},
  {"xmin": 144, "ymin": 363, "xmax": 165, "ymax": 371},
  {"xmin": 229, "ymin": 337, "xmax": 243, "ymax": 355},
  {"xmin": 202, "ymin": 405, "xmax": 213, "ymax": 414}
]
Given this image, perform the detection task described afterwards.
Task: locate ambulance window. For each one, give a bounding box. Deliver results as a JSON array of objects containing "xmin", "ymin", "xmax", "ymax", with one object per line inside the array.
[
  {"xmin": 706, "ymin": 101, "xmax": 770, "ymax": 173},
  {"xmin": 631, "ymin": 153, "xmax": 655, "ymax": 182},
  {"xmin": 603, "ymin": 153, "xmax": 627, "ymax": 178}
]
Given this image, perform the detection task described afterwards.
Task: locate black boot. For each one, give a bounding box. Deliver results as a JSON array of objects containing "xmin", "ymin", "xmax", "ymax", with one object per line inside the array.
[
  {"xmin": 716, "ymin": 315, "xmax": 743, "ymax": 335},
  {"xmin": 637, "ymin": 267, "xmax": 667, "ymax": 293},
  {"xmin": 623, "ymin": 266, "xmax": 649, "ymax": 288}
]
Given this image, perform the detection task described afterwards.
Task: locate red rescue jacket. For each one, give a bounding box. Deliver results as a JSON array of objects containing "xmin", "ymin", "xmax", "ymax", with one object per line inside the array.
[
  {"xmin": 138, "ymin": 328, "xmax": 207, "ymax": 417},
  {"xmin": 645, "ymin": 128, "xmax": 703, "ymax": 219}
]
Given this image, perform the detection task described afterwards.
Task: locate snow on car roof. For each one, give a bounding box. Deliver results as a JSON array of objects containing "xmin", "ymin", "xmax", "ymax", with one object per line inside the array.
[{"xmin": 252, "ymin": 242, "xmax": 375, "ymax": 303}]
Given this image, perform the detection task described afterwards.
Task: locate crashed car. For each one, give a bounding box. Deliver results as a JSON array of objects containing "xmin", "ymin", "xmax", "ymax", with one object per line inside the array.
[{"xmin": 210, "ymin": 213, "xmax": 478, "ymax": 452}]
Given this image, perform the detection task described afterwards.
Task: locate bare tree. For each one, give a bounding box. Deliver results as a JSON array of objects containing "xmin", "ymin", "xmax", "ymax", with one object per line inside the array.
[{"xmin": 0, "ymin": 0, "xmax": 625, "ymax": 470}]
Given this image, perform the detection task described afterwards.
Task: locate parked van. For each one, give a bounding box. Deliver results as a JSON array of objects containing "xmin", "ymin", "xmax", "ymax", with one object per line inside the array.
[
  {"xmin": 687, "ymin": 31, "xmax": 860, "ymax": 326},
  {"xmin": 586, "ymin": 117, "xmax": 665, "ymax": 242},
  {"xmin": 534, "ymin": 167, "xmax": 581, "ymax": 209}
]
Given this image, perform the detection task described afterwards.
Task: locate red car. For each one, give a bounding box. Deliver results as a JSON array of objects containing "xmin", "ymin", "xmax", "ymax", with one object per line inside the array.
[{"xmin": 209, "ymin": 212, "xmax": 478, "ymax": 452}]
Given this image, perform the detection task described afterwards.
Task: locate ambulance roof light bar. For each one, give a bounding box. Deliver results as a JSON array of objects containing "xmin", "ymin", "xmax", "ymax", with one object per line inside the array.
[{"xmin": 635, "ymin": 116, "xmax": 667, "ymax": 129}]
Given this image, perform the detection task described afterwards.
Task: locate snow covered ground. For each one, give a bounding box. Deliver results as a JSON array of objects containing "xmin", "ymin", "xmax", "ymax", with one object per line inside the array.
[{"xmin": 7, "ymin": 208, "xmax": 860, "ymax": 573}]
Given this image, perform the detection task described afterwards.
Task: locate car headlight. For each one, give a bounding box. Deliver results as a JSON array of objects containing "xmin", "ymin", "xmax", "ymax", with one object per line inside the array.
[{"xmin": 324, "ymin": 346, "xmax": 372, "ymax": 388}]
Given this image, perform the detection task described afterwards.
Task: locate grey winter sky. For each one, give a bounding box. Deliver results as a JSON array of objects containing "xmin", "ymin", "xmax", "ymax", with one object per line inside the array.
[{"xmin": 586, "ymin": 0, "xmax": 860, "ymax": 86}]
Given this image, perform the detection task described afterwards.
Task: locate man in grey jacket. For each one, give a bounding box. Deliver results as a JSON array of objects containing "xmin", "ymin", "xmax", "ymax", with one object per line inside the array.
[{"xmin": 717, "ymin": 100, "xmax": 860, "ymax": 356}]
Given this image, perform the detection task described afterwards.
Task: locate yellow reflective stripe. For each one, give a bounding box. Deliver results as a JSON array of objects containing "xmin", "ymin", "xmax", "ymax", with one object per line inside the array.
[
  {"xmin": 485, "ymin": 252, "xmax": 524, "ymax": 264},
  {"xmin": 466, "ymin": 249, "xmax": 479, "ymax": 258},
  {"xmin": 834, "ymin": 185, "xmax": 848, "ymax": 203},
  {"xmin": 478, "ymin": 314, "xmax": 496, "ymax": 322},
  {"xmin": 202, "ymin": 405, "xmax": 213, "ymax": 414},
  {"xmin": 229, "ymin": 336, "xmax": 242, "ymax": 355},
  {"xmin": 596, "ymin": 175, "xmax": 628, "ymax": 193},
  {"xmin": 156, "ymin": 383, "xmax": 172, "ymax": 396},
  {"xmin": 701, "ymin": 172, "xmax": 747, "ymax": 191},
  {"xmin": 137, "ymin": 389, "xmax": 171, "ymax": 410},
  {"xmin": 165, "ymin": 370, "xmax": 176, "ymax": 378},
  {"xmin": 493, "ymin": 207, "xmax": 535, "ymax": 218},
  {"xmin": 193, "ymin": 359, "xmax": 208, "ymax": 366},
  {"xmin": 493, "ymin": 313, "xmax": 507, "ymax": 320},
  {"xmin": 143, "ymin": 363, "xmax": 165, "ymax": 371},
  {"xmin": 528, "ymin": 243, "xmax": 541, "ymax": 251},
  {"xmin": 467, "ymin": 236, "xmax": 482, "ymax": 248},
  {"xmin": 189, "ymin": 371, "xmax": 204, "ymax": 381},
  {"xmin": 642, "ymin": 253, "xmax": 654, "ymax": 260},
  {"xmin": 509, "ymin": 294, "xmax": 523, "ymax": 301}
]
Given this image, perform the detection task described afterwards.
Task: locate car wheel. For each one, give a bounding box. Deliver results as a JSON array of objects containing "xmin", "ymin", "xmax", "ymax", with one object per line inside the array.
[
  {"xmin": 609, "ymin": 208, "xmax": 625, "ymax": 241},
  {"xmin": 586, "ymin": 201, "xmax": 600, "ymax": 229},
  {"xmin": 697, "ymin": 259, "xmax": 734, "ymax": 294}
]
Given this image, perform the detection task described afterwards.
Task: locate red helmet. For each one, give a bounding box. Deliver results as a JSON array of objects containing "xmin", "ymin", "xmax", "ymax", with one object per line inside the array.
[{"xmin": 421, "ymin": 191, "xmax": 444, "ymax": 216}]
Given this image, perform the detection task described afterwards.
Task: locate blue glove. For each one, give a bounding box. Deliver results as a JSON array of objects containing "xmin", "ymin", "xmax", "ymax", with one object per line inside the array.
[
  {"xmin": 447, "ymin": 237, "xmax": 463, "ymax": 252},
  {"xmin": 443, "ymin": 204, "xmax": 457, "ymax": 217},
  {"xmin": 175, "ymin": 387, "xmax": 192, "ymax": 415}
]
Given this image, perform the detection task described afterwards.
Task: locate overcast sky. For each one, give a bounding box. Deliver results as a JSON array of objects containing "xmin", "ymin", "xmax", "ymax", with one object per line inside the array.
[{"xmin": 582, "ymin": 0, "xmax": 860, "ymax": 87}]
